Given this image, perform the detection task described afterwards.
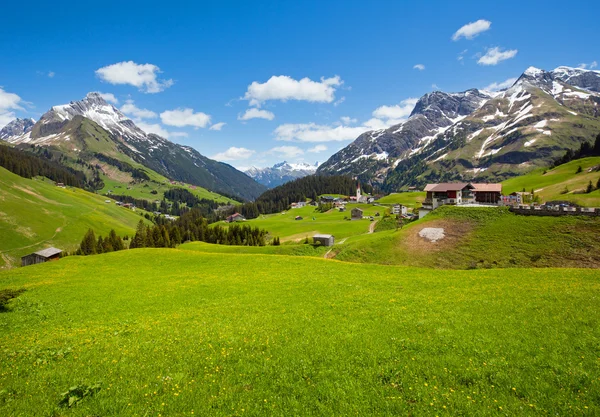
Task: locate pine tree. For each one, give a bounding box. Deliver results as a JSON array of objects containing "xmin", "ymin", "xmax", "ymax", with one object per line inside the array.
[
  {"xmin": 576, "ymin": 165, "xmax": 583, "ymax": 174},
  {"xmin": 596, "ymin": 176, "xmax": 600, "ymax": 190},
  {"xmin": 130, "ymin": 220, "xmax": 147, "ymax": 249},
  {"xmin": 96, "ymin": 236, "xmax": 105, "ymax": 254},
  {"xmin": 79, "ymin": 229, "xmax": 97, "ymax": 255},
  {"xmin": 586, "ymin": 180, "xmax": 594, "ymax": 194},
  {"xmin": 109, "ymin": 229, "xmax": 124, "ymax": 251}
]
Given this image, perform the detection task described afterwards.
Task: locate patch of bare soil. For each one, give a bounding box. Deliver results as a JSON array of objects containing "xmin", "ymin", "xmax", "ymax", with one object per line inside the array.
[{"xmin": 404, "ymin": 219, "xmax": 475, "ymax": 254}]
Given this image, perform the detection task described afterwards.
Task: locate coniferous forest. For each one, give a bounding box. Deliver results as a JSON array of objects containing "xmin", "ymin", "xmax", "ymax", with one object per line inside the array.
[
  {"xmin": 0, "ymin": 144, "xmax": 87, "ymax": 187},
  {"xmin": 236, "ymin": 175, "xmax": 371, "ymax": 219}
]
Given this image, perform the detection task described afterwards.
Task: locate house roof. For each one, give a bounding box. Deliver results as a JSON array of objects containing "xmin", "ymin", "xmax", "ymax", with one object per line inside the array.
[
  {"xmin": 34, "ymin": 247, "xmax": 62, "ymax": 258},
  {"xmin": 314, "ymin": 234, "xmax": 333, "ymax": 239},
  {"xmin": 471, "ymin": 183, "xmax": 502, "ymax": 192},
  {"xmin": 428, "ymin": 183, "xmax": 471, "ymax": 192}
]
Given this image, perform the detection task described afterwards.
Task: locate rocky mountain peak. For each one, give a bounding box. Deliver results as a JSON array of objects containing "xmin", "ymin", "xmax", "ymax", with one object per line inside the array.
[{"xmin": 0, "ymin": 118, "xmax": 35, "ymax": 140}]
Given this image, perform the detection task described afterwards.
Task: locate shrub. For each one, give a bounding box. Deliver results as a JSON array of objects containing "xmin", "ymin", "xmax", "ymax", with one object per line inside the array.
[{"xmin": 0, "ymin": 288, "xmax": 25, "ymax": 312}]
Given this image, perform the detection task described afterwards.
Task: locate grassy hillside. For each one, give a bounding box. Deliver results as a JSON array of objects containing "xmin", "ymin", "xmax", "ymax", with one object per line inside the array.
[
  {"xmin": 502, "ymin": 156, "xmax": 600, "ymax": 206},
  {"xmin": 0, "ymin": 167, "xmax": 149, "ymax": 269},
  {"xmin": 0, "ymin": 249, "xmax": 599, "ymax": 415},
  {"xmin": 99, "ymin": 176, "xmax": 235, "ymax": 205},
  {"xmin": 180, "ymin": 241, "xmax": 328, "ymax": 257},
  {"xmin": 224, "ymin": 204, "xmax": 383, "ymax": 241},
  {"xmin": 376, "ymin": 192, "xmax": 425, "ymax": 207},
  {"xmin": 333, "ymin": 206, "xmax": 600, "ymax": 269}
]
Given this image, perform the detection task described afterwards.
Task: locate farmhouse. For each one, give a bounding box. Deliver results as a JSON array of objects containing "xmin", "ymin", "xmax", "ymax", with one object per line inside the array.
[
  {"xmin": 420, "ymin": 182, "xmax": 503, "ymax": 218},
  {"xmin": 351, "ymin": 207, "xmax": 363, "ymax": 220},
  {"xmin": 508, "ymin": 191, "xmax": 533, "ymax": 205},
  {"xmin": 226, "ymin": 213, "xmax": 246, "ymax": 223},
  {"xmin": 313, "ymin": 234, "xmax": 334, "ymax": 247},
  {"xmin": 21, "ymin": 247, "xmax": 62, "ymax": 267}
]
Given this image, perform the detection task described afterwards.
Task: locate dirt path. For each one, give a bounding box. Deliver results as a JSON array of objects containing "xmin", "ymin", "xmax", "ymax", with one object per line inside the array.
[
  {"xmin": 368, "ymin": 220, "xmax": 378, "ymax": 234},
  {"xmin": 323, "ymin": 221, "xmax": 377, "ymax": 258}
]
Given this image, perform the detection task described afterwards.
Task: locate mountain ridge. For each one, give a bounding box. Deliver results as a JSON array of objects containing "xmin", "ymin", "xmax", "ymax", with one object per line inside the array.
[
  {"xmin": 245, "ymin": 161, "xmax": 318, "ymax": 188},
  {"xmin": 1, "ymin": 93, "xmax": 266, "ymax": 200}
]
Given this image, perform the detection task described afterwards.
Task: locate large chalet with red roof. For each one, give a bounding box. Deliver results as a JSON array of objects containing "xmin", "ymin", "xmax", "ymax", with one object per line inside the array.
[{"xmin": 420, "ymin": 182, "xmax": 503, "ymax": 218}]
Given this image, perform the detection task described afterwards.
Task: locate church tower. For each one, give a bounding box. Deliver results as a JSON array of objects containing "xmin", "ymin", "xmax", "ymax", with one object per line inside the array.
[{"xmin": 356, "ymin": 182, "xmax": 361, "ymax": 201}]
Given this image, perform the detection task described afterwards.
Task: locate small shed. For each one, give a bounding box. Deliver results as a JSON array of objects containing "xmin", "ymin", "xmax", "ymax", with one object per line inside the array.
[
  {"xmin": 226, "ymin": 213, "xmax": 246, "ymax": 223},
  {"xmin": 21, "ymin": 247, "xmax": 62, "ymax": 267},
  {"xmin": 313, "ymin": 234, "xmax": 334, "ymax": 247},
  {"xmin": 351, "ymin": 207, "xmax": 363, "ymax": 220},
  {"xmin": 295, "ymin": 216, "xmax": 303, "ymax": 220}
]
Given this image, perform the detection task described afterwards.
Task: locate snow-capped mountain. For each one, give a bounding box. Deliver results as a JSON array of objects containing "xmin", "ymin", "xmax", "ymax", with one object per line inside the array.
[
  {"xmin": 246, "ymin": 161, "xmax": 318, "ymax": 188},
  {"xmin": 0, "ymin": 118, "xmax": 35, "ymax": 140},
  {"xmin": 317, "ymin": 89, "xmax": 491, "ymax": 182},
  {"xmin": 1, "ymin": 93, "xmax": 266, "ymax": 200},
  {"xmin": 318, "ymin": 66, "xmax": 600, "ymax": 189}
]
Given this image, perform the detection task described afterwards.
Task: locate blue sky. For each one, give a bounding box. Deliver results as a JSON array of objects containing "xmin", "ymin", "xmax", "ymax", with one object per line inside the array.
[{"xmin": 0, "ymin": 0, "xmax": 598, "ymax": 169}]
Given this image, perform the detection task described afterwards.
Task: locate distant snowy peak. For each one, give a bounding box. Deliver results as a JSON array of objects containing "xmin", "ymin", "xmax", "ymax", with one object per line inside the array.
[
  {"xmin": 0, "ymin": 118, "xmax": 35, "ymax": 140},
  {"xmin": 39, "ymin": 92, "xmax": 150, "ymax": 143},
  {"xmin": 245, "ymin": 161, "xmax": 318, "ymax": 188}
]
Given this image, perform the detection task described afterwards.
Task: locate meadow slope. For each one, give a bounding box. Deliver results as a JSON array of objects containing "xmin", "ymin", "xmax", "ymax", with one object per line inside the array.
[
  {"xmin": 333, "ymin": 206, "xmax": 600, "ymax": 268},
  {"xmin": 0, "ymin": 167, "xmax": 149, "ymax": 269},
  {"xmin": 0, "ymin": 249, "xmax": 599, "ymax": 416}
]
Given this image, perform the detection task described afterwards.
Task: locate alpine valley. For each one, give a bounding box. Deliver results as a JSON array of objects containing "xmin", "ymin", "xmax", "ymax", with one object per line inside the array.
[
  {"xmin": 0, "ymin": 93, "xmax": 266, "ymax": 201},
  {"xmin": 317, "ymin": 66, "xmax": 600, "ymax": 190}
]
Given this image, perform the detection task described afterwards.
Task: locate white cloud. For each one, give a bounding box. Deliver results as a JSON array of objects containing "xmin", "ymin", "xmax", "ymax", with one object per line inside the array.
[
  {"xmin": 478, "ymin": 47, "xmax": 518, "ymax": 66},
  {"xmin": 244, "ymin": 75, "xmax": 343, "ymax": 106},
  {"xmin": 238, "ymin": 108, "xmax": 275, "ymax": 121},
  {"xmin": 340, "ymin": 116, "xmax": 357, "ymax": 125},
  {"xmin": 274, "ymin": 97, "xmax": 418, "ymax": 143},
  {"xmin": 372, "ymin": 98, "xmax": 418, "ymax": 124},
  {"xmin": 48, "ymin": 71, "xmax": 55, "ymax": 78},
  {"xmin": 120, "ymin": 100, "xmax": 157, "ymax": 119},
  {"xmin": 135, "ymin": 120, "xmax": 171, "ymax": 138},
  {"xmin": 452, "ymin": 19, "xmax": 491, "ymax": 41},
  {"xmin": 274, "ymin": 123, "xmax": 370, "ymax": 143},
  {"xmin": 413, "ymin": 64, "xmax": 425, "ymax": 70},
  {"xmin": 578, "ymin": 61, "xmax": 598, "ymax": 70},
  {"xmin": 212, "ymin": 147, "xmax": 256, "ymax": 161},
  {"xmin": 333, "ymin": 96, "xmax": 346, "ymax": 107},
  {"xmin": 98, "ymin": 92, "xmax": 119, "ymax": 104},
  {"xmin": 457, "ymin": 49, "xmax": 468, "ymax": 62},
  {"xmin": 308, "ymin": 144, "xmax": 327, "ymax": 153},
  {"xmin": 484, "ymin": 77, "xmax": 517, "ymax": 92},
  {"xmin": 209, "ymin": 122, "xmax": 226, "ymax": 131},
  {"xmin": 160, "ymin": 108, "xmax": 211, "ymax": 128},
  {"xmin": 0, "ymin": 87, "xmax": 24, "ymax": 129},
  {"xmin": 268, "ymin": 145, "xmax": 304, "ymax": 158},
  {"xmin": 95, "ymin": 61, "xmax": 174, "ymax": 93}
]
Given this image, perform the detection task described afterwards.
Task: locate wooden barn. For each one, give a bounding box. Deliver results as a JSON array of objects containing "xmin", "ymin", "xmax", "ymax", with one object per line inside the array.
[
  {"xmin": 226, "ymin": 213, "xmax": 246, "ymax": 223},
  {"xmin": 351, "ymin": 208, "xmax": 363, "ymax": 220},
  {"xmin": 313, "ymin": 234, "xmax": 334, "ymax": 247},
  {"xmin": 21, "ymin": 247, "xmax": 62, "ymax": 267}
]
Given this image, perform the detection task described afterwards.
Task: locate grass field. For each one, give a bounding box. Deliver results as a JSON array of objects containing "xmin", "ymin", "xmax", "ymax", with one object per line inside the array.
[
  {"xmin": 99, "ymin": 176, "xmax": 235, "ymax": 205},
  {"xmin": 502, "ymin": 156, "xmax": 600, "ymax": 207},
  {"xmin": 0, "ymin": 249, "xmax": 599, "ymax": 415},
  {"xmin": 334, "ymin": 206, "xmax": 600, "ymax": 269},
  {"xmin": 0, "ymin": 167, "xmax": 149, "ymax": 269},
  {"xmin": 376, "ymin": 192, "xmax": 426, "ymax": 207},
  {"xmin": 225, "ymin": 204, "xmax": 383, "ymax": 241}
]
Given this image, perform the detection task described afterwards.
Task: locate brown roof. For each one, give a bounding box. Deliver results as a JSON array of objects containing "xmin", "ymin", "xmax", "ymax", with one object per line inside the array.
[
  {"xmin": 471, "ymin": 183, "xmax": 502, "ymax": 192},
  {"xmin": 424, "ymin": 184, "xmax": 437, "ymax": 192},
  {"xmin": 428, "ymin": 183, "xmax": 471, "ymax": 192}
]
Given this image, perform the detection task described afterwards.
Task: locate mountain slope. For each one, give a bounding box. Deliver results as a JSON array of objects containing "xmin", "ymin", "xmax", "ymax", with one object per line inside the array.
[
  {"xmin": 318, "ymin": 66, "xmax": 600, "ymax": 189},
  {"xmin": 0, "ymin": 166, "xmax": 148, "ymax": 269},
  {"xmin": 317, "ymin": 89, "xmax": 491, "ymax": 182},
  {"xmin": 3, "ymin": 93, "xmax": 266, "ymax": 200},
  {"xmin": 0, "ymin": 118, "xmax": 34, "ymax": 140},
  {"xmin": 245, "ymin": 161, "xmax": 318, "ymax": 188}
]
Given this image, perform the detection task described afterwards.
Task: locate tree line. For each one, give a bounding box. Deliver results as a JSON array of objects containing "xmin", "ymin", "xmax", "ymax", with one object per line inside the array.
[
  {"xmin": 76, "ymin": 208, "xmax": 270, "ymax": 256},
  {"xmin": 234, "ymin": 175, "xmax": 370, "ymax": 219},
  {"xmin": 0, "ymin": 144, "xmax": 87, "ymax": 187},
  {"xmin": 93, "ymin": 153, "xmax": 150, "ymax": 180},
  {"xmin": 552, "ymin": 133, "xmax": 600, "ymax": 168}
]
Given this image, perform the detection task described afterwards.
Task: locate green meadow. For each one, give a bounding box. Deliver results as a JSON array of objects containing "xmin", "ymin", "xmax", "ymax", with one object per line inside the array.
[
  {"xmin": 334, "ymin": 206, "xmax": 600, "ymax": 269},
  {"xmin": 1, "ymin": 249, "xmax": 599, "ymax": 416},
  {"xmin": 376, "ymin": 192, "xmax": 426, "ymax": 207},
  {"xmin": 0, "ymin": 167, "xmax": 149, "ymax": 269},
  {"xmin": 224, "ymin": 204, "xmax": 383, "ymax": 242},
  {"xmin": 502, "ymin": 156, "xmax": 600, "ymax": 207}
]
